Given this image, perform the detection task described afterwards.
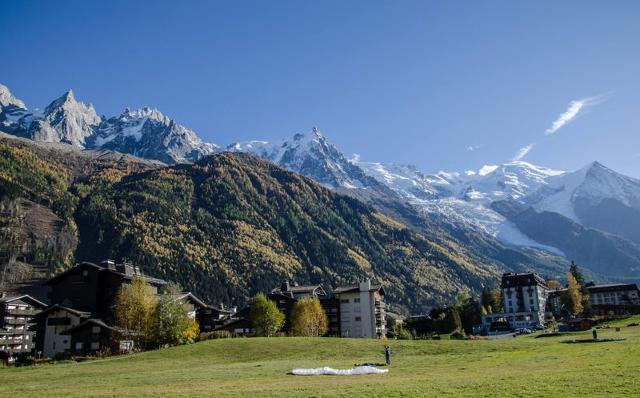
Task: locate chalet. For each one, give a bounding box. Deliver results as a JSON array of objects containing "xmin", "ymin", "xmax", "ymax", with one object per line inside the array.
[
  {"xmin": 481, "ymin": 272, "xmax": 548, "ymax": 331},
  {"xmin": 166, "ymin": 292, "xmax": 237, "ymax": 333},
  {"xmin": 0, "ymin": 294, "xmax": 46, "ymax": 361},
  {"xmin": 34, "ymin": 260, "xmax": 169, "ymax": 358},
  {"xmin": 166, "ymin": 292, "xmax": 208, "ymax": 320},
  {"xmin": 333, "ymin": 280, "xmax": 386, "ymax": 338},
  {"xmin": 32, "ymin": 304, "xmax": 91, "ymax": 358},
  {"xmin": 44, "ymin": 260, "xmax": 166, "ymax": 323},
  {"xmin": 212, "ymin": 307, "xmax": 254, "ymax": 336},
  {"xmin": 268, "ymin": 281, "xmax": 332, "ymax": 333},
  {"xmin": 62, "ymin": 319, "xmax": 134, "ymax": 356},
  {"xmin": 198, "ymin": 304, "xmax": 235, "ymax": 333}
]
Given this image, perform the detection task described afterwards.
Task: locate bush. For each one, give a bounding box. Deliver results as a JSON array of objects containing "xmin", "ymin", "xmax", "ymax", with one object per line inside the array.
[
  {"xmin": 450, "ymin": 331, "xmax": 466, "ymax": 340},
  {"xmin": 393, "ymin": 323, "xmax": 413, "ymax": 340}
]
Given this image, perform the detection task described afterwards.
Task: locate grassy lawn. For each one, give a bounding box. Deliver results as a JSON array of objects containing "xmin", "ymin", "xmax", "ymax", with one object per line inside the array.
[{"xmin": 1, "ymin": 317, "xmax": 639, "ymax": 397}]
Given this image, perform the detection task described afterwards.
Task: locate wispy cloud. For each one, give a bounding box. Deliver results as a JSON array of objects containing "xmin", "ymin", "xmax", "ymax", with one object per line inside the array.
[
  {"xmin": 349, "ymin": 153, "xmax": 361, "ymax": 163},
  {"xmin": 512, "ymin": 143, "xmax": 534, "ymax": 161},
  {"xmin": 545, "ymin": 95, "xmax": 606, "ymax": 135},
  {"xmin": 466, "ymin": 145, "xmax": 482, "ymax": 152}
]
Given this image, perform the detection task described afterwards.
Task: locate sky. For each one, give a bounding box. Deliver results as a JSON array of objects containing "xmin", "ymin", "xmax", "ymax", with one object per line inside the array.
[{"xmin": 1, "ymin": 0, "xmax": 640, "ymax": 176}]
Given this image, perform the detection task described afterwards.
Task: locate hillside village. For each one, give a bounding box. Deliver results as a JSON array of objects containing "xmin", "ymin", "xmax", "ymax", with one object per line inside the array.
[{"xmin": 1, "ymin": 255, "xmax": 639, "ymax": 365}]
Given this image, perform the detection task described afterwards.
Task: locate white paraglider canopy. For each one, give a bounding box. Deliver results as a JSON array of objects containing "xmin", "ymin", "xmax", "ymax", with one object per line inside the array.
[{"xmin": 291, "ymin": 366, "xmax": 388, "ymax": 376}]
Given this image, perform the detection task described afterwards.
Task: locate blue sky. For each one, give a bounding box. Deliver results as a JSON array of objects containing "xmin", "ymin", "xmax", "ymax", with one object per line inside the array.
[{"xmin": 1, "ymin": 1, "xmax": 639, "ymax": 176}]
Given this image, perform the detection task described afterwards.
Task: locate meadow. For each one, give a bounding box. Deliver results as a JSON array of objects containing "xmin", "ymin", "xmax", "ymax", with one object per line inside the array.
[{"xmin": 1, "ymin": 317, "xmax": 639, "ymax": 398}]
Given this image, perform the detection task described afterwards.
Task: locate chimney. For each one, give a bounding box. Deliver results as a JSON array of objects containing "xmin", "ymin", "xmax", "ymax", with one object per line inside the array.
[
  {"xmin": 123, "ymin": 262, "xmax": 134, "ymax": 276},
  {"xmin": 281, "ymin": 280, "xmax": 290, "ymax": 293},
  {"xmin": 359, "ymin": 279, "xmax": 371, "ymax": 291},
  {"xmin": 101, "ymin": 260, "xmax": 116, "ymax": 271}
]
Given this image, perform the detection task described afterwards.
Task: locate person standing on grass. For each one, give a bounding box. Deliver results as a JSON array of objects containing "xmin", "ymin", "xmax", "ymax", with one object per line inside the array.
[
  {"xmin": 384, "ymin": 345, "xmax": 391, "ymax": 366},
  {"xmin": 593, "ymin": 329, "xmax": 598, "ymax": 340}
]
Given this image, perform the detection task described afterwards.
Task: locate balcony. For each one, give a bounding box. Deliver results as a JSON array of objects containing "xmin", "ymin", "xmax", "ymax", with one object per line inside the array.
[
  {"xmin": 6, "ymin": 308, "xmax": 38, "ymax": 316},
  {"xmin": 3, "ymin": 317, "xmax": 28, "ymax": 325}
]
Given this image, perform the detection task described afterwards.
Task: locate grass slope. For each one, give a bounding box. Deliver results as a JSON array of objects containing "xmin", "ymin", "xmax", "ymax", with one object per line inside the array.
[{"xmin": 2, "ymin": 317, "xmax": 639, "ymax": 397}]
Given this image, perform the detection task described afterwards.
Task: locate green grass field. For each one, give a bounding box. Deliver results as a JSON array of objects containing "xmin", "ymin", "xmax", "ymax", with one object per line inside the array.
[{"xmin": 2, "ymin": 317, "xmax": 639, "ymax": 397}]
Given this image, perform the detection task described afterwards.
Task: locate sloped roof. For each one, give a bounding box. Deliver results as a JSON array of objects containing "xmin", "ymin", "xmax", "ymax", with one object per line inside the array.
[
  {"xmin": 270, "ymin": 284, "xmax": 327, "ymax": 298},
  {"xmin": 61, "ymin": 318, "xmax": 121, "ymax": 335},
  {"xmin": 34, "ymin": 304, "xmax": 91, "ymax": 318},
  {"xmin": 588, "ymin": 283, "xmax": 639, "ymax": 293},
  {"xmin": 0, "ymin": 294, "xmax": 47, "ymax": 308},
  {"xmin": 45, "ymin": 262, "xmax": 166, "ymax": 286},
  {"xmin": 165, "ymin": 292, "xmax": 208, "ymax": 308}
]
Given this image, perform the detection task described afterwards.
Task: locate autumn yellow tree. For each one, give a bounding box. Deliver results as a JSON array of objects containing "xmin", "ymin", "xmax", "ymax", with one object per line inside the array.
[
  {"xmin": 290, "ymin": 297, "xmax": 328, "ymax": 337},
  {"xmin": 564, "ymin": 273, "xmax": 583, "ymax": 315},
  {"xmin": 114, "ymin": 277, "xmax": 158, "ymax": 348}
]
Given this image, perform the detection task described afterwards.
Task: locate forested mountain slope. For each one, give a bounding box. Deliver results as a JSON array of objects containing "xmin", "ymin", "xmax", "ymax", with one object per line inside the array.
[{"xmin": 73, "ymin": 153, "xmax": 500, "ymax": 312}]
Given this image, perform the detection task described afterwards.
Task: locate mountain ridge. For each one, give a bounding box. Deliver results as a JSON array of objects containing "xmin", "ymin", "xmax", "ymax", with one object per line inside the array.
[{"xmin": 2, "ymin": 83, "xmax": 639, "ymax": 283}]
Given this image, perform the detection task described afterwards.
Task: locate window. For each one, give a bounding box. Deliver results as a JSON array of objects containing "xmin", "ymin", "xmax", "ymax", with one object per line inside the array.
[
  {"xmin": 355, "ymin": 316, "xmax": 362, "ymax": 321},
  {"xmin": 92, "ymin": 326, "xmax": 101, "ymax": 334},
  {"xmin": 354, "ymin": 298, "xmax": 360, "ymax": 303},
  {"xmin": 75, "ymin": 342, "xmax": 83, "ymax": 350},
  {"xmin": 340, "ymin": 299, "xmax": 349, "ymax": 304},
  {"xmin": 90, "ymin": 342, "xmax": 100, "ymax": 350}
]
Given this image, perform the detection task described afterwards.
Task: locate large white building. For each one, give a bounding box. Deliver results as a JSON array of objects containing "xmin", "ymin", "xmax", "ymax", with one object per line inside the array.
[
  {"xmin": 333, "ymin": 280, "xmax": 386, "ymax": 338},
  {"xmin": 548, "ymin": 282, "xmax": 640, "ymax": 315},
  {"xmin": 482, "ymin": 272, "xmax": 548, "ymax": 330}
]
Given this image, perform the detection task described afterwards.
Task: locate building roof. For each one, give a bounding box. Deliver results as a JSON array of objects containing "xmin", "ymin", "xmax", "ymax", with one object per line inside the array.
[
  {"xmin": 333, "ymin": 284, "xmax": 384, "ymax": 295},
  {"xmin": 61, "ymin": 318, "xmax": 121, "ymax": 335},
  {"xmin": 165, "ymin": 292, "xmax": 208, "ymax": 308},
  {"xmin": 44, "ymin": 261, "xmax": 167, "ymax": 286},
  {"xmin": 0, "ymin": 294, "xmax": 47, "ymax": 308},
  {"xmin": 270, "ymin": 283, "xmax": 327, "ymax": 298},
  {"xmin": 202, "ymin": 304, "xmax": 233, "ymax": 314},
  {"xmin": 500, "ymin": 272, "xmax": 547, "ymax": 289},
  {"xmin": 386, "ymin": 312, "xmax": 405, "ymax": 321},
  {"xmin": 212, "ymin": 316, "xmax": 252, "ymax": 331},
  {"xmin": 587, "ymin": 283, "xmax": 639, "ymax": 293},
  {"xmin": 33, "ymin": 304, "xmax": 92, "ymax": 318}
]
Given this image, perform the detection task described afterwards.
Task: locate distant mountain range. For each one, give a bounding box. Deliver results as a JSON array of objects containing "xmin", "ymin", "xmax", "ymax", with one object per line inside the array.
[
  {"xmin": 0, "ymin": 84, "xmax": 217, "ymax": 163},
  {"xmin": 2, "ymin": 83, "xmax": 640, "ymax": 284}
]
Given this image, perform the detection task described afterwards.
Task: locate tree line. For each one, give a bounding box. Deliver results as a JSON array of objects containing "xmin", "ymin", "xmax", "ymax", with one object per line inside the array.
[{"xmin": 248, "ymin": 293, "xmax": 328, "ymax": 337}]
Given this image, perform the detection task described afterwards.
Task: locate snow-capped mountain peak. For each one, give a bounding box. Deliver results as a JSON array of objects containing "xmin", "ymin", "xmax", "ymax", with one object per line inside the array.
[
  {"xmin": 227, "ymin": 128, "xmax": 378, "ymax": 189},
  {"xmin": 92, "ymin": 106, "xmax": 218, "ymax": 163},
  {"xmin": 458, "ymin": 161, "xmax": 564, "ymax": 203},
  {"xmin": 526, "ymin": 160, "xmax": 640, "ymax": 221},
  {"xmin": 28, "ymin": 89, "xmax": 102, "ymax": 146},
  {"xmin": 0, "ymin": 83, "xmax": 219, "ymax": 163},
  {"xmin": 0, "ymin": 84, "xmax": 26, "ymax": 109}
]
